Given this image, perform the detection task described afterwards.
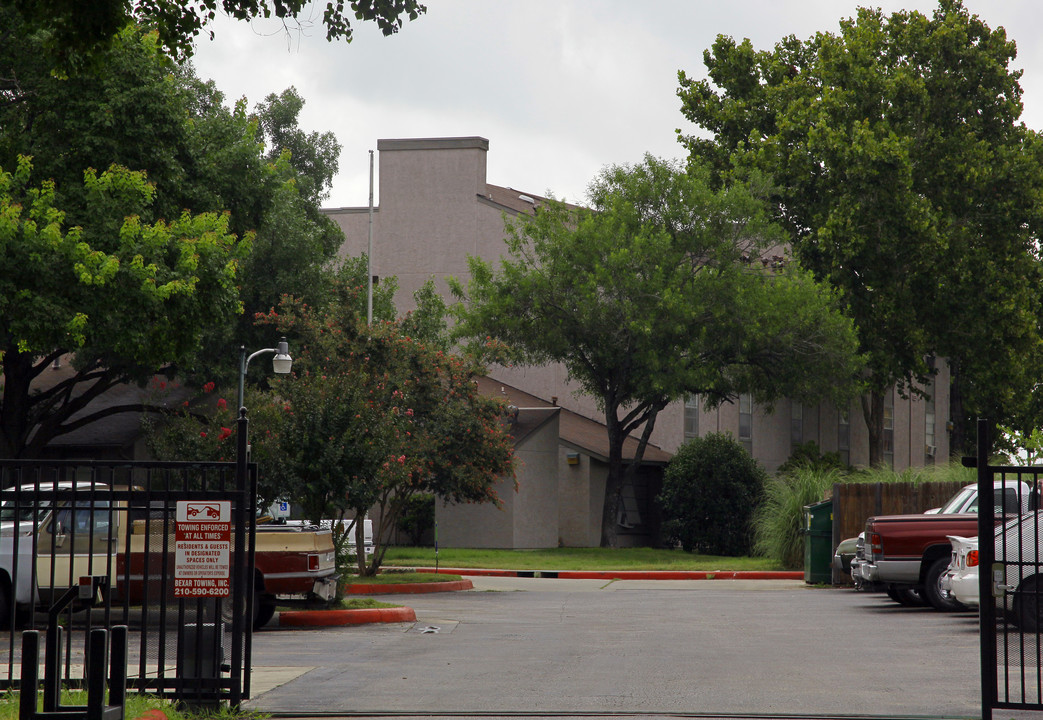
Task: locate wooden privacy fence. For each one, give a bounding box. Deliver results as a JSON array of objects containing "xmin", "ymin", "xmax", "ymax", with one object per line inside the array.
[{"xmin": 829, "ymin": 480, "xmax": 966, "ymax": 583}]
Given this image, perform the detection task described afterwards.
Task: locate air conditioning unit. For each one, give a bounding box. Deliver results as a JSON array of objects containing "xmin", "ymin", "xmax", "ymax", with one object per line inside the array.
[{"xmin": 926, "ymin": 444, "xmax": 936, "ymax": 457}]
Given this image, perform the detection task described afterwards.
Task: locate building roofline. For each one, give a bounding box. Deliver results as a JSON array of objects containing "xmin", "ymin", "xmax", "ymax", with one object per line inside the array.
[{"xmin": 377, "ymin": 137, "xmax": 489, "ymax": 152}]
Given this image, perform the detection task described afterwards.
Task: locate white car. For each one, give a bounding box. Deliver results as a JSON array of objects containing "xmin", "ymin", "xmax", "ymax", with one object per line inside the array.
[
  {"xmin": 996, "ymin": 513, "xmax": 1043, "ymax": 630},
  {"xmin": 940, "ymin": 535, "xmax": 978, "ymax": 607}
]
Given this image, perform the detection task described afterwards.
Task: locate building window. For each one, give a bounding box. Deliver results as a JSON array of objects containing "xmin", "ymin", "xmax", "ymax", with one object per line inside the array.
[
  {"xmin": 883, "ymin": 388, "xmax": 894, "ymax": 468},
  {"xmin": 738, "ymin": 393, "xmax": 753, "ymax": 453},
  {"xmin": 838, "ymin": 407, "xmax": 850, "ymax": 467},
  {"xmin": 791, "ymin": 401, "xmax": 803, "ymax": 448},
  {"xmin": 684, "ymin": 395, "xmax": 699, "ymax": 440},
  {"xmin": 925, "ymin": 377, "xmax": 936, "ymax": 465}
]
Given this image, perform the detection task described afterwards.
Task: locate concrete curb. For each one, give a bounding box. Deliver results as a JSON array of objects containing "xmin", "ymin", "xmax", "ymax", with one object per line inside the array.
[
  {"xmin": 342, "ymin": 579, "xmax": 474, "ymax": 594},
  {"xmin": 409, "ymin": 567, "xmax": 804, "ymax": 580},
  {"xmin": 278, "ymin": 606, "xmax": 417, "ymax": 627}
]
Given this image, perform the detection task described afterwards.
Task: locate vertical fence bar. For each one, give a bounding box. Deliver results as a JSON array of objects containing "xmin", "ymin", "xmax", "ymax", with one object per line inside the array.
[{"xmin": 979, "ymin": 418, "xmax": 997, "ymax": 720}]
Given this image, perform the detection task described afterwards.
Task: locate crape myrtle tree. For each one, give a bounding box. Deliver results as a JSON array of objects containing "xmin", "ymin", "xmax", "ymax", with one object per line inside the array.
[
  {"xmin": 677, "ymin": 0, "xmax": 1043, "ymax": 460},
  {"xmin": 451, "ymin": 155, "xmax": 862, "ymax": 548},
  {"xmin": 147, "ymin": 263, "xmax": 516, "ymax": 576},
  {"xmin": 0, "ymin": 157, "xmax": 247, "ymax": 458},
  {"xmin": 256, "ymin": 282, "xmax": 516, "ymax": 576}
]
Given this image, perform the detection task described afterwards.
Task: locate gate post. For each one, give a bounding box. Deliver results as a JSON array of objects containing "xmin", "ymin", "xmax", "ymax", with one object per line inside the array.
[
  {"xmin": 977, "ymin": 418, "xmax": 996, "ymax": 720},
  {"xmin": 230, "ymin": 408, "xmax": 250, "ymax": 707}
]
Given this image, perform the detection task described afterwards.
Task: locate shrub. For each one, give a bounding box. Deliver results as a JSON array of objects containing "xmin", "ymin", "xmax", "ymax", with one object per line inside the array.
[
  {"xmin": 396, "ymin": 493, "xmax": 435, "ymax": 546},
  {"xmin": 657, "ymin": 432, "xmax": 767, "ymax": 556},
  {"xmin": 776, "ymin": 441, "xmax": 846, "ymax": 476}
]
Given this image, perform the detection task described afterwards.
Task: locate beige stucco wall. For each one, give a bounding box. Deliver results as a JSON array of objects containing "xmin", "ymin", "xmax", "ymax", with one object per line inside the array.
[
  {"xmin": 557, "ymin": 450, "xmax": 604, "ymax": 547},
  {"xmin": 436, "ymin": 412, "xmax": 561, "ymax": 549},
  {"xmin": 655, "ymin": 362, "xmax": 951, "ymax": 473}
]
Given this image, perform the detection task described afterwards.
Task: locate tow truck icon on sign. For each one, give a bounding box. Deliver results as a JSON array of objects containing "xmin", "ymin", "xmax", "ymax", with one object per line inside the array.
[{"xmin": 186, "ymin": 503, "xmax": 221, "ymax": 519}]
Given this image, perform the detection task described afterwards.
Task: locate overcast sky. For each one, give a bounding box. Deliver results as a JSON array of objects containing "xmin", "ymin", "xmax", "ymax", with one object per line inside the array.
[{"xmin": 190, "ymin": 1, "xmax": 1043, "ymax": 209}]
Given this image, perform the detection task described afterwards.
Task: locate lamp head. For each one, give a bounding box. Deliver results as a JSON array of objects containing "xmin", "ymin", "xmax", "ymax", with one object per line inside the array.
[{"xmin": 272, "ymin": 337, "xmax": 293, "ymax": 374}]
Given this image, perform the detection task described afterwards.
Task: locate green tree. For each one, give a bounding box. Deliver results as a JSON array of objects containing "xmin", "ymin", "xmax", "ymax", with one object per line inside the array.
[
  {"xmin": 147, "ymin": 273, "xmax": 514, "ymax": 576},
  {"xmin": 0, "ymin": 157, "xmax": 247, "ymax": 458},
  {"xmin": 451, "ymin": 155, "xmax": 862, "ymax": 547},
  {"xmin": 254, "ymin": 87, "xmax": 341, "ymax": 207},
  {"xmin": 659, "ymin": 433, "xmax": 767, "ymax": 556},
  {"xmin": 5, "ymin": 0, "xmax": 426, "ymax": 67},
  {"xmin": 677, "ymin": 0, "xmax": 1043, "ymax": 460},
  {"xmin": 256, "ymin": 284, "xmax": 515, "ymax": 575},
  {"xmin": 0, "ymin": 17, "xmax": 348, "ymax": 395}
]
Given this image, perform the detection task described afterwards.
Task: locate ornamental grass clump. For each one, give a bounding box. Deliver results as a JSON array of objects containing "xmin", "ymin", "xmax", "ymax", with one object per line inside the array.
[{"xmin": 753, "ymin": 467, "xmax": 845, "ymax": 569}]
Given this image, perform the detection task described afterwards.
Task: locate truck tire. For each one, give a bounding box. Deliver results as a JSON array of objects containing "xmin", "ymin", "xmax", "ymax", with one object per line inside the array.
[
  {"xmin": 1015, "ymin": 575, "xmax": 1043, "ymax": 632},
  {"xmin": 886, "ymin": 584, "xmax": 925, "ymax": 606},
  {"xmin": 254, "ymin": 595, "xmax": 277, "ymax": 629},
  {"xmin": 0, "ymin": 584, "xmax": 10, "ymax": 630},
  {"xmin": 924, "ymin": 557, "xmax": 966, "ymax": 612}
]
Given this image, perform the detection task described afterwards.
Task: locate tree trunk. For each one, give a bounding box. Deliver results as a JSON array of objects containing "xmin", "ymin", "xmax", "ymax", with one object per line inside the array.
[
  {"xmin": 599, "ymin": 422, "xmax": 626, "ymax": 548},
  {"xmin": 599, "ymin": 403, "xmax": 662, "ymax": 548},
  {"xmin": 354, "ymin": 515, "xmax": 369, "ymax": 576},
  {"xmin": 860, "ymin": 390, "xmax": 885, "ymax": 468},
  {"xmin": 0, "ymin": 352, "xmax": 34, "ymax": 461},
  {"xmin": 948, "ymin": 358, "xmax": 969, "ymax": 458}
]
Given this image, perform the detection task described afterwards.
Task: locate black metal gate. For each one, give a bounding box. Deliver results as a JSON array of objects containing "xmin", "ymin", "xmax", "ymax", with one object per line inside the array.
[
  {"xmin": 976, "ymin": 418, "xmax": 1043, "ymax": 720},
  {"xmin": 0, "ymin": 450, "xmax": 256, "ymax": 708}
]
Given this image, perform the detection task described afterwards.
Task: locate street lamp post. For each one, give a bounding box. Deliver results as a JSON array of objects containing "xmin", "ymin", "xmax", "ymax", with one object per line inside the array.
[{"xmin": 238, "ymin": 337, "xmax": 293, "ymax": 412}]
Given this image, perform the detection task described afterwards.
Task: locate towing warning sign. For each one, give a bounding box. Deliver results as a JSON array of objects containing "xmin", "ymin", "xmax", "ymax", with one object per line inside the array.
[{"xmin": 174, "ymin": 501, "xmax": 231, "ymax": 597}]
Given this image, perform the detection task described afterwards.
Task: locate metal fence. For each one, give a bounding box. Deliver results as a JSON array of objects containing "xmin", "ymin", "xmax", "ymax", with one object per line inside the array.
[
  {"xmin": 0, "ymin": 457, "xmax": 256, "ymax": 709},
  {"xmin": 975, "ymin": 419, "xmax": 1043, "ymax": 720}
]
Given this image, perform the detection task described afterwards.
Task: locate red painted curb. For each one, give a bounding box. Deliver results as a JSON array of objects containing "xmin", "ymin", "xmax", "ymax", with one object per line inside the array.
[
  {"xmin": 341, "ymin": 579, "xmax": 474, "ymax": 595},
  {"xmin": 410, "ymin": 567, "xmax": 803, "ymax": 580},
  {"xmin": 134, "ymin": 710, "xmax": 168, "ymax": 720},
  {"xmin": 278, "ymin": 606, "xmax": 417, "ymax": 627}
]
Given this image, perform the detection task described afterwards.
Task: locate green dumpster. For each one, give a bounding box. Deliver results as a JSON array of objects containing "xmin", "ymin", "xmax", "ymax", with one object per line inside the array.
[{"xmin": 803, "ymin": 499, "xmax": 833, "ymax": 584}]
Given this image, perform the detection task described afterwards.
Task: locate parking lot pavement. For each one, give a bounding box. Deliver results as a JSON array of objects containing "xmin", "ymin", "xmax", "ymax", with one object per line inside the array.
[{"xmin": 246, "ymin": 579, "xmax": 983, "ymax": 719}]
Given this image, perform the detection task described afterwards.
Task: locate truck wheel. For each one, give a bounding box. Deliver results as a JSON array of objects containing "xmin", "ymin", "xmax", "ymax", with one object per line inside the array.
[
  {"xmin": 924, "ymin": 557, "xmax": 966, "ymax": 612},
  {"xmin": 220, "ymin": 591, "xmax": 255, "ymax": 627},
  {"xmin": 1015, "ymin": 575, "xmax": 1043, "ymax": 632},
  {"xmin": 254, "ymin": 595, "xmax": 277, "ymax": 630},
  {"xmin": 0, "ymin": 584, "xmax": 10, "ymax": 630},
  {"xmin": 887, "ymin": 584, "xmax": 925, "ymax": 606}
]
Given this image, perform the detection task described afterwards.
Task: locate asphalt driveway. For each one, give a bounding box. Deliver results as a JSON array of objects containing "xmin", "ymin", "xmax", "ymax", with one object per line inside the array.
[{"xmin": 245, "ymin": 576, "xmax": 983, "ymax": 719}]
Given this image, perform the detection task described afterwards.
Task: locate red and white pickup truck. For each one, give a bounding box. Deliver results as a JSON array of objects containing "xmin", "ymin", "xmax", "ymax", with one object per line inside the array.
[
  {"xmin": 858, "ymin": 480, "xmax": 1031, "ymax": 611},
  {"xmin": 0, "ymin": 484, "xmax": 337, "ymax": 629}
]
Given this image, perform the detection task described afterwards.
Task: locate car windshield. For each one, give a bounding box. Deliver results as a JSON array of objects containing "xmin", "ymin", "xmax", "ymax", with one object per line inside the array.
[
  {"xmin": 0, "ymin": 498, "xmax": 52, "ymax": 523},
  {"xmin": 938, "ymin": 485, "xmax": 1021, "ymax": 515},
  {"xmin": 938, "ymin": 487, "xmax": 975, "ymax": 514}
]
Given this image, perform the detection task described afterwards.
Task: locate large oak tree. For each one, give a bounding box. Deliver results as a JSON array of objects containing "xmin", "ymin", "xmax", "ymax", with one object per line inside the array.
[
  {"xmin": 678, "ymin": 0, "xmax": 1043, "ymax": 460},
  {"xmin": 451, "ymin": 155, "xmax": 862, "ymax": 547},
  {"xmin": 4, "ymin": 0, "xmax": 426, "ymax": 66},
  {"xmin": 0, "ymin": 15, "xmax": 346, "ymax": 456}
]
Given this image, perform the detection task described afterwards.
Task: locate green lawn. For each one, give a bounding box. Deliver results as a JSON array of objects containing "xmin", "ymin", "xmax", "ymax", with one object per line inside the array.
[
  {"xmin": 0, "ymin": 691, "xmax": 186, "ymax": 720},
  {"xmin": 381, "ymin": 546, "xmax": 782, "ymax": 571}
]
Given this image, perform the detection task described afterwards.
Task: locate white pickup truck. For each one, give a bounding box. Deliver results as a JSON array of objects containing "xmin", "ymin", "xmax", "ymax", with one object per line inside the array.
[{"xmin": 0, "ymin": 484, "xmax": 337, "ymax": 629}]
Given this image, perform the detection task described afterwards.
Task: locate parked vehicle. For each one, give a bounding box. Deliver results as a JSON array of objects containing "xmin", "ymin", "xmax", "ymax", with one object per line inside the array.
[
  {"xmin": 940, "ymin": 535, "xmax": 979, "ymax": 608},
  {"xmin": 833, "ymin": 535, "xmax": 858, "ymax": 576},
  {"xmin": 0, "ymin": 483, "xmax": 337, "ymax": 629},
  {"xmin": 994, "ymin": 512, "xmax": 1043, "ymax": 631},
  {"xmin": 859, "ymin": 480, "xmax": 1029, "ymax": 611}
]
